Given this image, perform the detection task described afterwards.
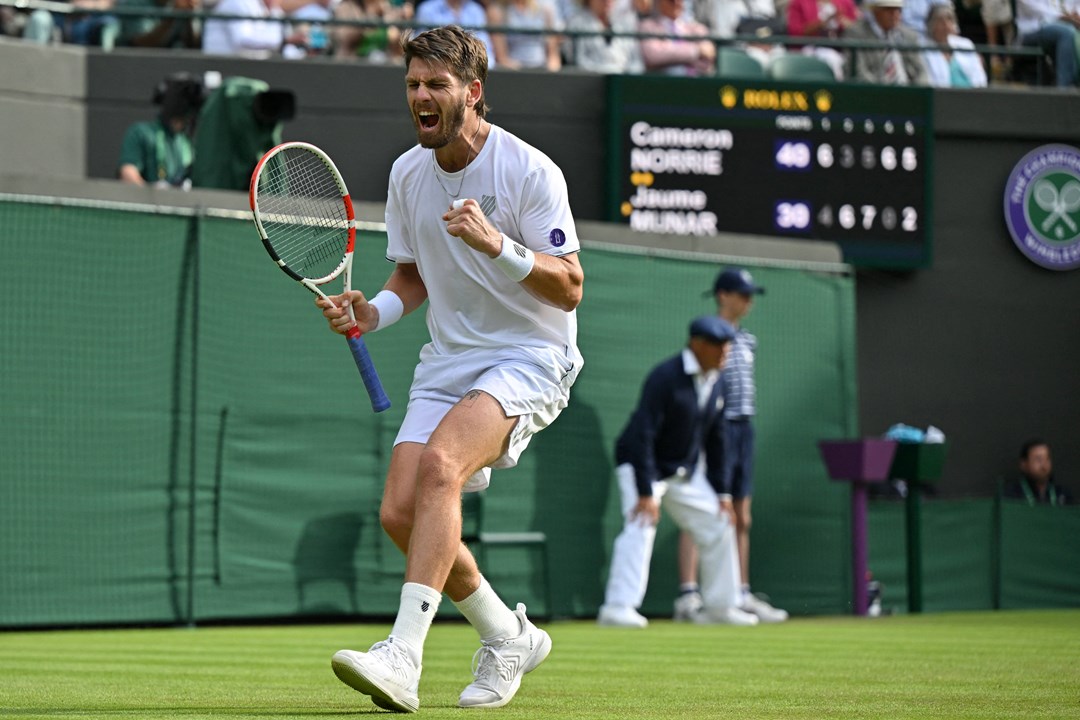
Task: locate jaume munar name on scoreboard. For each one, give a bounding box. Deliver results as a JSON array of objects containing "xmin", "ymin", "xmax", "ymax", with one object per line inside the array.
[
  {"xmin": 630, "ymin": 209, "xmax": 719, "ymax": 235},
  {"xmin": 628, "ymin": 187, "xmax": 717, "ymax": 234}
]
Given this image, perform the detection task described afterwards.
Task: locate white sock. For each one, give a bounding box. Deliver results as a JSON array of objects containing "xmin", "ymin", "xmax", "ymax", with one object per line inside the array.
[
  {"xmin": 452, "ymin": 576, "xmax": 520, "ymax": 643},
  {"xmin": 389, "ymin": 582, "xmax": 442, "ymax": 665},
  {"xmin": 741, "ymin": 584, "xmax": 752, "ymax": 604}
]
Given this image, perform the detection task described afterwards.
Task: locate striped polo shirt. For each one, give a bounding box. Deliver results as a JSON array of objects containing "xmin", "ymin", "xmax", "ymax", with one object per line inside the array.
[{"xmin": 722, "ymin": 327, "xmax": 757, "ymax": 419}]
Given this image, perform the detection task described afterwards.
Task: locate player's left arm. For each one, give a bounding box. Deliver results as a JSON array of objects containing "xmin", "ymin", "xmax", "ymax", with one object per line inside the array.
[{"xmin": 519, "ymin": 251, "xmax": 582, "ymax": 312}]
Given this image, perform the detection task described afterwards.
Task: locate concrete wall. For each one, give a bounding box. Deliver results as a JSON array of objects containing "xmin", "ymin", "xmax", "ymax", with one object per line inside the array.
[
  {"xmin": 2, "ymin": 40, "xmax": 1078, "ymax": 498},
  {"xmin": 0, "ymin": 39, "xmax": 86, "ymax": 178}
]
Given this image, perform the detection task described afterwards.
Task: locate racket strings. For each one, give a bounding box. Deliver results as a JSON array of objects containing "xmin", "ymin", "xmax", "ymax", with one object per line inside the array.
[{"xmin": 258, "ymin": 148, "xmax": 350, "ymax": 280}]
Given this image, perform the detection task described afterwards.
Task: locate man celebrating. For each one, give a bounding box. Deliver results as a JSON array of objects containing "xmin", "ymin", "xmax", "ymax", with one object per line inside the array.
[{"xmin": 317, "ymin": 25, "xmax": 583, "ymax": 713}]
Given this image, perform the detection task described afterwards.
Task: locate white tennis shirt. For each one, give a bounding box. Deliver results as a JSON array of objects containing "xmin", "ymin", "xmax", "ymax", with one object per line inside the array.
[{"xmin": 385, "ymin": 124, "xmax": 582, "ymax": 367}]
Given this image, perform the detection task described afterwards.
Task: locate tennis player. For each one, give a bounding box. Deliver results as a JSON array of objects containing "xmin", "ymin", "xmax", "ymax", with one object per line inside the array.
[{"xmin": 316, "ymin": 25, "xmax": 583, "ymax": 713}]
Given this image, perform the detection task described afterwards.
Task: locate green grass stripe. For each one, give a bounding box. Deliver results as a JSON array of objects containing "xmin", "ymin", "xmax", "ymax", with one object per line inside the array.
[{"xmin": 0, "ymin": 609, "xmax": 1077, "ymax": 719}]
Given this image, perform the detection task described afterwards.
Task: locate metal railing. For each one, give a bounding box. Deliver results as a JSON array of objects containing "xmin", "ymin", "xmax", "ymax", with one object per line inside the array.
[{"xmin": 1, "ymin": 0, "xmax": 1046, "ymax": 85}]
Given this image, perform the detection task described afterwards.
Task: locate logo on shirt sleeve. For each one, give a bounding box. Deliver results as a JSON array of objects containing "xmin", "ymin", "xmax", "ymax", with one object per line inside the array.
[{"xmin": 549, "ymin": 228, "xmax": 566, "ymax": 247}]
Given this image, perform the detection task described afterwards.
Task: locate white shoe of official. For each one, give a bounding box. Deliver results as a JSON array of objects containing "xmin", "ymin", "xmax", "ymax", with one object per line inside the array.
[
  {"xmin": 331, "ymin": 637, "xmax": 421, "ymax": 713},
  {"xmin": 673, "ymin": 592, "xmax": 704, "ymax": 622},
  {"xmin": 741, "ymin": 593, "xmax": 789, "ymax": 623},
  {"xmin": 458, "ymin": 603, "xmax": 552, "ymax": 709},
  {"xmin": 694, "ymin": 606, "xmax": 760, "ymax": 626},
  {"xmin": 597, "ymin": 604, "xmax": 649, "ymax": 628}
]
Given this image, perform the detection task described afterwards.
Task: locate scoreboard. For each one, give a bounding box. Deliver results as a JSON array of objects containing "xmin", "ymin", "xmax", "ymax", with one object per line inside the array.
[{"xmin": 606, "ymin": 76, "xmax": 934, "ymax": 268}]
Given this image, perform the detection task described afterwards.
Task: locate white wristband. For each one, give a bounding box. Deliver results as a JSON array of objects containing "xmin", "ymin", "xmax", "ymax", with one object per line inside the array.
[
  {"xmin": 369, "ymin": 290, "xmax": 404, "ymax": 332},
  {"xmin": 492, "ymin": 234, "xmax": 535, "ymax": 283}
]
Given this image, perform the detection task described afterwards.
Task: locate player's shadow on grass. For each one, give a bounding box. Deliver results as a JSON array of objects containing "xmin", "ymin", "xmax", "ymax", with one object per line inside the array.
[{"xmin": 293, "ymin": 511, "xmax": 365, "ymax": 616}]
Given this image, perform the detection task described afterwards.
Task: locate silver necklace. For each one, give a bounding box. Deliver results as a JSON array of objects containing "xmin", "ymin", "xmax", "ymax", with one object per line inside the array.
[{"xmin": 432, "ymin": 121, "xmax": 483, "ymax": 199}]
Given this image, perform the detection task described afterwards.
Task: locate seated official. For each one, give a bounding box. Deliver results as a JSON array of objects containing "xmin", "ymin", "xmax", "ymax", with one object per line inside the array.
[{"xmin": 1004, "ymin": 439, "xmax": 1070, "ymax": 506}]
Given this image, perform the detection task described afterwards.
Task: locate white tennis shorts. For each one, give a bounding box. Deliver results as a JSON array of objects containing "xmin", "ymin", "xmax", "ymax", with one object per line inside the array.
[{"xmin": 395, "ymin": 343, "xmax": 579, "ymax": 492}]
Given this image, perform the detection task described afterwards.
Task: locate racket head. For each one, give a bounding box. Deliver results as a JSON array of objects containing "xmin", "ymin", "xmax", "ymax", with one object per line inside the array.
[{"xmin": 250, "ymin": 141, "xmax": 356, "ymax": 285}]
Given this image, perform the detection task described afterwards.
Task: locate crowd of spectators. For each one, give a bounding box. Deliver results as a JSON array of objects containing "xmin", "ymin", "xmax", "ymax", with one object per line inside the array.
[{"xmin": 2, "ymin": 0, "xmax": 1077, "ymax": 87}]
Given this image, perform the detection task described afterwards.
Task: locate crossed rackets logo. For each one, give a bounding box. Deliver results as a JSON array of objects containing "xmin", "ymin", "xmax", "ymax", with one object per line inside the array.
[
  {"xmin": 1030, "ymin": 175, "xmax": 1080, "ymax": 241},
  {"xmin": 1004, "ymin": 144, "xmax": 1080, "ymax": 271}
]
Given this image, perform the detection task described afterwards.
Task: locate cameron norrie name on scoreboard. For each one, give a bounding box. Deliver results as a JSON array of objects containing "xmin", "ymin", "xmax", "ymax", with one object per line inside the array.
[{"xmin": 607, "ymin": 76, "xmax": 934, "ymax": 269}]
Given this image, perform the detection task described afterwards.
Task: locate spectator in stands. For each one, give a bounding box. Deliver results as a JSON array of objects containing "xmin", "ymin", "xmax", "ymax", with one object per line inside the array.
[
  {"xmin": 1004, "ymin": 439, "xmax": 1071, "ymax": 505},
  {"xmin": 285, "ymin": 0, "xmax": 336, "ymax": 57},
  {"xmin": 695, "ymin": 0, "xmax": 779, "ymax": 39},
  {"xmin": 117, "ymin": 72, "xmax": 203, "ymax": 188},
  {"xmin": 786, "ymin": 0, "xmax": 859, "ymax": 78},
  {"xmin": 487, "ymin": 0, "xmax": 563, "ymax": 70},
  {"xmin": 566, "ymin": 0, "xmax": 644, "ymax": 73},
  {"xmin": 414, "ymin": 0, "xmax": 497, "ymax": 67},
  {"xmin": 202, "ymin": 0, "xmax": 315, "ymax": 57},
  {"xmin": 116, "ymin": 0, "xmax": 202, "ymax": 48},
  {"xmin": 639, "ymin": 0, "xmax": 715, "ymax": 75},
  {"xmin": 732, "ymin": 17, "xmax": 787, "ymax": 71},
  {"xmin": 1016, "ymin": 0, "xmax": 1080, "ymax": 87},
  {"xmin": 922, "ymin": 3, "xmax": 987, "ymax": 86},
  {"xmin": 2, "ymin": 3, "xmax": 60, "ymax": 42},
  {"xmin": 901, "ymin": 0, "xmax": 942, "ymax": 38},
  {"xmin": 844, "ymin": 0, "xmax": 929, "ymax": 84},
  {"xmin": 331, "ymin": 0, "xmax": 409, "ymax": 62},
  {"xmin": 71, "ymin": 0, "xmax": 122, "ymax": 47},
  {"xmin": 960, "ymin": 0, "xmax": 1013, "ymax": 80}
]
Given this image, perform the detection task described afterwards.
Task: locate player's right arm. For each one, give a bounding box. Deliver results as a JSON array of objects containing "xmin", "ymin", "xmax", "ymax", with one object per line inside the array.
[{"xmin": 317, "ymin": 262, "xmax": 427, "ymax": 336}]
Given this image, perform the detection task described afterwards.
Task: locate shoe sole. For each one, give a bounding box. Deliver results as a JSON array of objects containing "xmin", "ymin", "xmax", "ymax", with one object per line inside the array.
[
  {"xmin": 458, "ymin": 628, "xmax": 552, "ymax": 710},
  {"xmin": 331, "ymin": 654, "xmax": 419, "ymax": 713}
]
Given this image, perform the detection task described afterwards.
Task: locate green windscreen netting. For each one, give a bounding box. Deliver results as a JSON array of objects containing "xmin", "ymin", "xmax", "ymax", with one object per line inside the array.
[{"xmin": 29, "ymin": 193, "xmax": 1078, "ymax": 627}]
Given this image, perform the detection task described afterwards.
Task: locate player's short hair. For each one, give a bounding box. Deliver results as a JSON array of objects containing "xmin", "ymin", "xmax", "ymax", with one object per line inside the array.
[{"xmin": 402, "ymin": 25, "xmax": 490, "ymax": 119}]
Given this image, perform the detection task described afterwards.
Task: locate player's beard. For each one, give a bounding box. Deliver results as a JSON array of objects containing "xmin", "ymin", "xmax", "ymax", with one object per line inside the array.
[{"xmin": 414, "ymin": 96, "xmax": 467, "ymax": 150}]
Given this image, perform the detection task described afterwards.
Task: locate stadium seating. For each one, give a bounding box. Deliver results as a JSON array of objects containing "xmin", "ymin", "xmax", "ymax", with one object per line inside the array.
[
  {"xmin": 716, "ymin": 47, "xmax": 766, "ymax": 79},
  {"xmin": 767, "ymin": 53, "xmax": 837, "ymax": 81}
]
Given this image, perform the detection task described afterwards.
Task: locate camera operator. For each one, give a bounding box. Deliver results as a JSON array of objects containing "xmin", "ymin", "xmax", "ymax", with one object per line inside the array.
[{"xmin": 117, "ymin": 72, "xmax": 205, "ymax": 188}]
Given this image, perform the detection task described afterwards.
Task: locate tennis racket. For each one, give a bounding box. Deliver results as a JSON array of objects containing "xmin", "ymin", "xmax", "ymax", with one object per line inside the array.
[{"xmin": 249, "ymin": 141, "xmax": 391, "ymax": 413}]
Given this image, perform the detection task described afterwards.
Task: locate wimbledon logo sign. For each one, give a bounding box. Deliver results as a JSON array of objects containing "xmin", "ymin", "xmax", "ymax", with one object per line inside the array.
[{"xmin": 1004, "ymin": 144, "xmax": 1080, "ymax": 270}]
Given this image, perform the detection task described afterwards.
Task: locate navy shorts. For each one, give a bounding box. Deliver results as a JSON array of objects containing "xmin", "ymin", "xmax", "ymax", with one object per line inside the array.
[{"xmin": 723, "ymin": 419, "xmax": 755, "ymax": 499}]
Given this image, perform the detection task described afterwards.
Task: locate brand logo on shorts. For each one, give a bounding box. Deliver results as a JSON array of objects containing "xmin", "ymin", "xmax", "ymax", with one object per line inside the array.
[
  {"xmin": 549, "ymin": 228, "xmax": 566, "ymax": 247},
  {"xmin": 1004, "ymin": 144, "xmax": 1080, "ymax": 270}
]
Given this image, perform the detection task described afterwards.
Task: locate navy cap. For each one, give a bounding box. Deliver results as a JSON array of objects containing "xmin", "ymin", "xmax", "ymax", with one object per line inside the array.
[
  {"xmin": 710, "ymin": 267, "xmax": 766, "ymax": 296},
  {"xmin": 689, "ymin": 315, "xmax": 736, "ymax": 344}
]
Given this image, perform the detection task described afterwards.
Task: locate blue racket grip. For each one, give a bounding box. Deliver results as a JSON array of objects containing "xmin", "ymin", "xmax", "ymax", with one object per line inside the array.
[{"xmin": 345, "ymin": 328, "xmax": 391, "ymax": 413}]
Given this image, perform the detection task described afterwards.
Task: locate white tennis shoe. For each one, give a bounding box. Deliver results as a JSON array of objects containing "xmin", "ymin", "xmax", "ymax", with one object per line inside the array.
[
  {"xmin": 458, "ymin": 603, "xmax": 552, "ymax": 709},
  {"xmin": 597, "ymin": 604, "xmax": 649, "ymax": 628},
  {"xmin": 673, "ymin": 592, "xmax": 704, "ymax": 622},
  {"xmin": 694, "ymin": 606, "xmax": 760, "ymax": 626},
  {"xmin": 741, "ymin": 593, "xmax": 789, "ymax": 623},
  {"xmin": 331, "ymin": 637, "xmax": 421, "ymax": 713}
]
